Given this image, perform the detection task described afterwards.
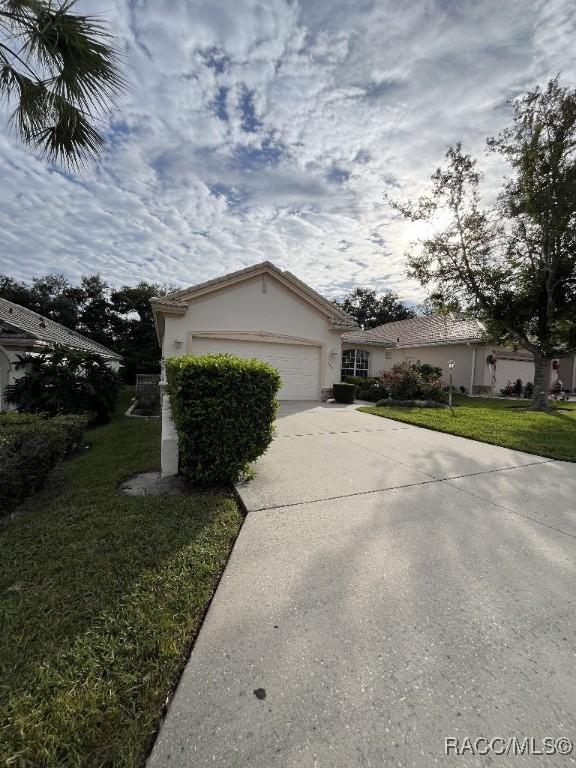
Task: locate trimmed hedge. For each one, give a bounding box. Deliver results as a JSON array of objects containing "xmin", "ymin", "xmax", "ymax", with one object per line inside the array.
[
  {"xmin": 165, "ymin": 354, "xmax": 281, "ymax": 485},
  {"xmin": 0, "ymin": 413, "xmax": 87, "ymax": 515},
  {"xmin": 333, "ymin": 383, "xmax": 355, "ymax": 404}
]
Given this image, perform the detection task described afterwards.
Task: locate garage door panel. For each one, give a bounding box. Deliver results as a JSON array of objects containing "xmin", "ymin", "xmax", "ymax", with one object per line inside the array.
[
  {"xmin": 495, "ymin": 359, "xmax": 534, "ymax": 392},
  {"xmin": 191, "ymin": 338, "xmax": 321, "ymax": 400}
]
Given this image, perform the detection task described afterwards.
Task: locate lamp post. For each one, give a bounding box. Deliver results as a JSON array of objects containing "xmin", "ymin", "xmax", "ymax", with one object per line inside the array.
[{"xmin": 448, "ymin": 360, "xmax": 455, "ymax": 408}]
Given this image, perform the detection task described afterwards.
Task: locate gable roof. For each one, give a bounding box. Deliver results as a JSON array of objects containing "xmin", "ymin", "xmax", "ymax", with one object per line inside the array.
[
  {"xmin": 343, "ymin": 314, "xmax": 485, "ymax": 347},
  {"xmin": 151, "ymin": 261, "xmax": 357, "ymax": 329},
  {"xmin": 0, "ymin": 297, "xmax": 122, "ymax": 360}
]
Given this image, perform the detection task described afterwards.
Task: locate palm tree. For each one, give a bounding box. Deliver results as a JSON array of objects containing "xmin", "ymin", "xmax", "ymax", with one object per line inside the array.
[{"xmin": 0, "ymin": 0, "xmax": 124, "ymax": 167}]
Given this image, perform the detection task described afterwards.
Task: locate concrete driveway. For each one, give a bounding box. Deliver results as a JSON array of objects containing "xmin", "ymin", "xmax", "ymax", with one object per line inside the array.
[{"xmin": 148, "ymin": 402, "xmax": 576, "ymax": 768}]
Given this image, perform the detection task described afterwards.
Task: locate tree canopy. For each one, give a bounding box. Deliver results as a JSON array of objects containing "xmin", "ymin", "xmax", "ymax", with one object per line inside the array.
[
  {"xmin": 334, "ymin": 286, "xmax": 415, "ymax": 329},
  {"xmin": 390, "ymin": 78, "xmax": 576, "ymax": 410},
  {"xmin": 0, "ymin": 273, "xmax": 172, "ymax": 381}
]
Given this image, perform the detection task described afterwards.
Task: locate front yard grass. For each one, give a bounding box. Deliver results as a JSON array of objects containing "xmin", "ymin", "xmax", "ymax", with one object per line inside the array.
[
  {"xmin": 359, "ymin": 395, "xmax": 576, "ymax": 461},
  {"xmin": 0, "ymin": 389, "xmax": 243, "ymax": 767}
]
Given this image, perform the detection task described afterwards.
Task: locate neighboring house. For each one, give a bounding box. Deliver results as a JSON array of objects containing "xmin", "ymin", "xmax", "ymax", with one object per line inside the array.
[
  {"xmin": 0, "ymin": 297, "xmax": 122, "ymax": 411},
  {"xmin": 343, "ymin": 314, "xmax": 576, "ymax": 395}
]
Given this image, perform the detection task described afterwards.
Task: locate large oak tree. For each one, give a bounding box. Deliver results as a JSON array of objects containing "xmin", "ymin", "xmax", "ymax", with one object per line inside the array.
[{"xmin": 391, "ymin": 79, "xmax": 576, "ymax": 410}]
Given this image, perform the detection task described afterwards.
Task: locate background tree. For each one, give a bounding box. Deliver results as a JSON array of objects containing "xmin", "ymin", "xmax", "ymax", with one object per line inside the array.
[
  {"xmin": 0, "ymin": 0, "xmax": 124, "ymax": 167},
  {"xmin": 0, "ymin": 273, "xmax": 173, "ymax": 381},
  {"xmin": 391, "ymin": 79, "xmax": 576, "ymax": 411},
  {"xmin": 334, "ymin": 286, "xmax": 415, "ymax": 329},
  {"xmin": 418, "ymin": 290, "xmax": 463, "ymax": 317},
  {"xmin": 77, "ymin": 274, "xmax": 113, "ymax": 346},
  {"xmin": 111, "ymin": 281, "xmax": 173, "ymax": 382}
]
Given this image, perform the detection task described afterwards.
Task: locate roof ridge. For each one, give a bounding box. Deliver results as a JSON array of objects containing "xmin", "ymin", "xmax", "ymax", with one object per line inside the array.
[{"xmin": 0, "ymin": 297, "xmax": 121, "ymax": 359}]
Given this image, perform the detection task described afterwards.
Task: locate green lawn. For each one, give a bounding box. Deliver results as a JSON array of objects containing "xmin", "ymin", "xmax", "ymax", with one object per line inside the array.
[
  {"xmin": 359, "ymin": 394, "xmax": 576, "ymax": 461},
  {"xmin": 0, "ymin": 390, "xmax": 243, "ymax": 767}
]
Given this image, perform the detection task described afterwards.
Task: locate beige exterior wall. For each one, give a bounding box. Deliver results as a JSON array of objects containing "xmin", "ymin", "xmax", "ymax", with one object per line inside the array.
[
  {"xmin": 342, "ymin": 342, "xmax": 480, "ymax": 392},
  {"xmin": 161, "ymin": 273, "xmax": 344, "ymax": 391},
  {"xmin": 343, "ymin": 340, "xmax": 576, "ymax": 394}
]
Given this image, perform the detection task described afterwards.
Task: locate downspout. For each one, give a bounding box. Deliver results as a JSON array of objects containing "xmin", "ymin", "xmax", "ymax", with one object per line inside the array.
[{"xmin": 469, "ymin": 345, "xmax": 476, "ymax": 395}]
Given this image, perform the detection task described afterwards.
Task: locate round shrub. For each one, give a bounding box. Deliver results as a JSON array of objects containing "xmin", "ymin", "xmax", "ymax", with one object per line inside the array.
[
  {"xmin": 165, "ymin": 354, "xmax": 281, "ymax": 485},
  {"xmin": 333, "ymin": 383, "xmax": 355, "ymax": 403},
  {"xmin": 379, "ymin": 362, "xmax": 447, "ymax": 403}
]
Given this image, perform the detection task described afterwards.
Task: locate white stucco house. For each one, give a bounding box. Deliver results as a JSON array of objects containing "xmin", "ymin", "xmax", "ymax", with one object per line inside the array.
[
  {"xmin": 151, "ymin": 261, "xmax": 576, "ymax": 476},
  {"xmin": 343, "ymin": 315, "xmax": 575, "ymax": 396},
  {"xmin": 0, "ymin": 297, "xmax": 122, "ymax": 411}
]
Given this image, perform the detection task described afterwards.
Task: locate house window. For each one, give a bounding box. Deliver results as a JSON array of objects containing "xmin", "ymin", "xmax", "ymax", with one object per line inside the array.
[{"xmin": 341, "ymin": 349, "xmax": 369, "ymax": 379}]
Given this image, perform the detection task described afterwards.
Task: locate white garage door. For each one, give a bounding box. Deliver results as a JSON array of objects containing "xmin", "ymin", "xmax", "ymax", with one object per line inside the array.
[
  {"xmin": 494, "ymin": 358, "xmax": 535, "ymax": 392},
  {"xmin": 190, "ymin": 338, "xmax": 321, "ymax": 400}
]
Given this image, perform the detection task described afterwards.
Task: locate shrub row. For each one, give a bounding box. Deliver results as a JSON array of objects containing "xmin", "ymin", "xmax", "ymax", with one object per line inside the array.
[
  {"xmin": 166, "ymin": 354, "xmax": 281, "ymax": 485},
  {"xmin": 0, "ymin": 413, "xmax": 87, "ymax": 516}
]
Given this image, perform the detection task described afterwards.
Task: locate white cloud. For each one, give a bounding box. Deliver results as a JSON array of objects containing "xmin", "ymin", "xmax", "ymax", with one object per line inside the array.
[{"xmin": 0, "ymin": 0, "xmax": 575, "ymax": 301}]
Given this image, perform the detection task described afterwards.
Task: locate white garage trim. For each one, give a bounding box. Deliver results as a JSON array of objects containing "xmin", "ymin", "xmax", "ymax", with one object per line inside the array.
[
  {"xmin": 186, "ymin": 330, "xmax": 323, "ymax": 350},
  {"xmin": 188, "ymin": 334, "xmax": 323, "ymax": 400}
]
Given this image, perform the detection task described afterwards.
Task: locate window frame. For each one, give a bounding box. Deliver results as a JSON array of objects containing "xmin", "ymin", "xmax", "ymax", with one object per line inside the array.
[{"xmin": 341, "ymin": 348, "xmax": 369, "ymax": 379}]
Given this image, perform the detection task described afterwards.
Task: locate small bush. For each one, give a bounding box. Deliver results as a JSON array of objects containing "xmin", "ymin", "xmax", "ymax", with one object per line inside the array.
[
  {"xmin": 6, "ymin": 346, "xmax": 120, "ymax": 424},
  {"xmin": 132, "ymin": 393, "xmax": 160, "ymax": 416},
  {"xmin": 356, "ymin": 383, "xmax": 391, "ymax": 402},
  {"xmin": 166, "ymin": 354, "xmax": 281, "ymax": 485},
  {"xmin": 379, "ymin": 362, "xmax": 447, "ymax": 403},
  {"xmin": 333, "ymin": 383, "xmax": 356, "ymax": 403},
  {"xmin": 342, "ymin": 375, "xmax": 376, "ymax": 387},
  {"xmin": 523, "ymin": 381, "xmax": 534, "ymax": 399},
  {"xmin": 375, "ymin": 398, "xmax": 449, "ymax": 409}
]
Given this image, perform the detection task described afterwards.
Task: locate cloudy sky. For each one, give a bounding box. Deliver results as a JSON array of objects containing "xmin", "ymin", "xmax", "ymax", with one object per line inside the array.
[{"xmin": 0, "ymin": 0, "xmax": 574, "ymax": 302}]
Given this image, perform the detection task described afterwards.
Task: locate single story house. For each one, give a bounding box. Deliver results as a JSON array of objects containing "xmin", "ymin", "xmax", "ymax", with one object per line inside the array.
[
  {"xmin": 0, "ymin": 297, "xmax": 122, "ymax": 411},
  {"xmin": 151, "ymin": 261, "xmax": 575, "ymax": 475},
  {"xmin": 151, "ymin": 261, "xmax": 357, "ymax": 474},
  {"xmin": 343, "ymin": 315, "xmax": 576, "ymax": 395},
  {"xmin": 151, "ymin": 261, "xmax": 357, "ymax": 401}
]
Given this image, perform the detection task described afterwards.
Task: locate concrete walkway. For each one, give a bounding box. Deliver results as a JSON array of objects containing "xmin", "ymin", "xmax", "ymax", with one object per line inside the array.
[{"xmin": 148, "ymin": 403, "xmax": 576, "ymax": 768}]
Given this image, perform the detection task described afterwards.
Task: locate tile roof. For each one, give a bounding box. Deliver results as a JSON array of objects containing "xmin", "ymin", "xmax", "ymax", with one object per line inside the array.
[
  {"xmin": 343, "ymin": 314, "xmax": 485, "ymax": 347},
  {"xmin": 0, "ymin": 297, "xmax": 121, "ymax": 360}
]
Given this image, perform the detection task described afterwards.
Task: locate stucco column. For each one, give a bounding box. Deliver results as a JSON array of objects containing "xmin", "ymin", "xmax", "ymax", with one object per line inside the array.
[{"xmin": 160, "ymin": 359, "xmax": 179, "ymax": 477}]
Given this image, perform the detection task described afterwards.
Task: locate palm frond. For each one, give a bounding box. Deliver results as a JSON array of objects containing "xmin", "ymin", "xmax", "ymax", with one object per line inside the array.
[{"xmin": 0, "ymin": 0, "xmax": 124, "ymax": 167}]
